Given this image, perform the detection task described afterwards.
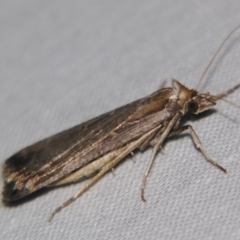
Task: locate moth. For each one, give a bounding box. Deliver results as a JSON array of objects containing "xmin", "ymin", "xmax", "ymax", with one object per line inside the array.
[{"xmin": 2, "ymin": 26, "xmax": 240, "ymax": 221}]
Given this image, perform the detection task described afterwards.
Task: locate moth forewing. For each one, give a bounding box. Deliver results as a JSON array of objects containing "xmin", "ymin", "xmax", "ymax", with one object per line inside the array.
[
  {"xmin": 2, "ymin": 85, "xmax": 177, "ymax": 201},
  {"xmin": 50, "ymin": 129, "xmax": 160, "ymax": 187}
]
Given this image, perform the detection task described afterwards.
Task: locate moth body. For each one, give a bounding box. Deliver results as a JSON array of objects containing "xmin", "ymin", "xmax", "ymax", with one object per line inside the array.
[{"xmin": 2, "ymin": 80, "xmax": 225, "ymax": 202}]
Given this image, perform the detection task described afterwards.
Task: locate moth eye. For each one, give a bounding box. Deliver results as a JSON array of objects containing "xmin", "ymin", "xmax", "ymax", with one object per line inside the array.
[{"xmin": 188, "ymin": 100, "xmax": 198, "ymax": 113}]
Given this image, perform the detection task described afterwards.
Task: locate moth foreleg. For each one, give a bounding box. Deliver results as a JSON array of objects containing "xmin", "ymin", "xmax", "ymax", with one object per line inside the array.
[
  {"xmin": 149, "ymin": 125, "xmax": 188, "ymax": 146},
  {"xmin": 177, "ymin": 125, "xmax": 227, "ymax": 173},
  {"xmin": 167, "ymin": 125, "xmax": 189, "ymax": 138},
  {"xmin": 141, "ymin": 113, "xmax": 181, "ymax": 202}
]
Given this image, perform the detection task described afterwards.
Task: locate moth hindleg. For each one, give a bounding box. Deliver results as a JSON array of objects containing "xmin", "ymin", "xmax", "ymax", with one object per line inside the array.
[{"xmin": 48, "ymin": 126, "xmax": 161, "ymax": 221}]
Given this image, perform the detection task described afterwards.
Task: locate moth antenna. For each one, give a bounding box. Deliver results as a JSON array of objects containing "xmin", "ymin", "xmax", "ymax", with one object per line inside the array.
[
  {"xmin": 214, "ymin": 83, "xmax": 240, "ymax": 99},
  {"xmin": 212, "ymin": 83, "xmax": 240, "ymax": 108},
  {"xmin": 220, "ymin": 98, "xmax": 240, "ymax": 108},
  {"xmin": 196, "ymin": 25, "xmax": 240, "ymax": 90}
]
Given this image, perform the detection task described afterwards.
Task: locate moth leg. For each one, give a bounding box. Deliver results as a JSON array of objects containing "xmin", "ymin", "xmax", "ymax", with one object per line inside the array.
[
  {"xmin": 141, "ymin": 113, "xmax": 181, "ymax": 202},
  {"xmin": 48, "ymin": 156, "xmax": 127, "ymax": 222},
  {"xmin": 139, "ymin": 128, "xmax": 161, "ymax": 150},
  {"xmin": 175, "ymin": 125, "xmax": 227, "ymax": 173},
  {"xmin": 167, "ymin": 125, "xmax": 189, "ymax": 138},
  {"xmin": 149, "ymin": 125, "xmax": 186, "ymax": 147},
  {"xmin": 48, "ymin": 126, "xmax": 160, "ymax": 222}
]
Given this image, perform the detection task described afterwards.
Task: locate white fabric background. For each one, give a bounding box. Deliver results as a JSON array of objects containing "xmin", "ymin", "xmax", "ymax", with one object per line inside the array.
[{"xmin": 1, "ymin": 1, "xmax": 240, "ymax": 239}]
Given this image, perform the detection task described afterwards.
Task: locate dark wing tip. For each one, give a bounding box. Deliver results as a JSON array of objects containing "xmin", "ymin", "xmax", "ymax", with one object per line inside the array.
[
  {"xmin": 2, "ymin": 181, "xmax": 30, "ymax": 202},
  {"xmin": 2, "ymin": 151, "xmax": 33, "ymax": 201},
  {"xmin": 3, "ymin": 151, "xmax": 32, "ymax": 176}
]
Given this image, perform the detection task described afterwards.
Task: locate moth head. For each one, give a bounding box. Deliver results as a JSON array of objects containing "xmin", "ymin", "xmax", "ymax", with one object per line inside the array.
[
  {"xmin": 172, "ymin": 79, "xmax": 219, "ymax": 115},
  {"xmin": 188, "ymin": 93, "xmax": 216, "ymax": 114}
]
